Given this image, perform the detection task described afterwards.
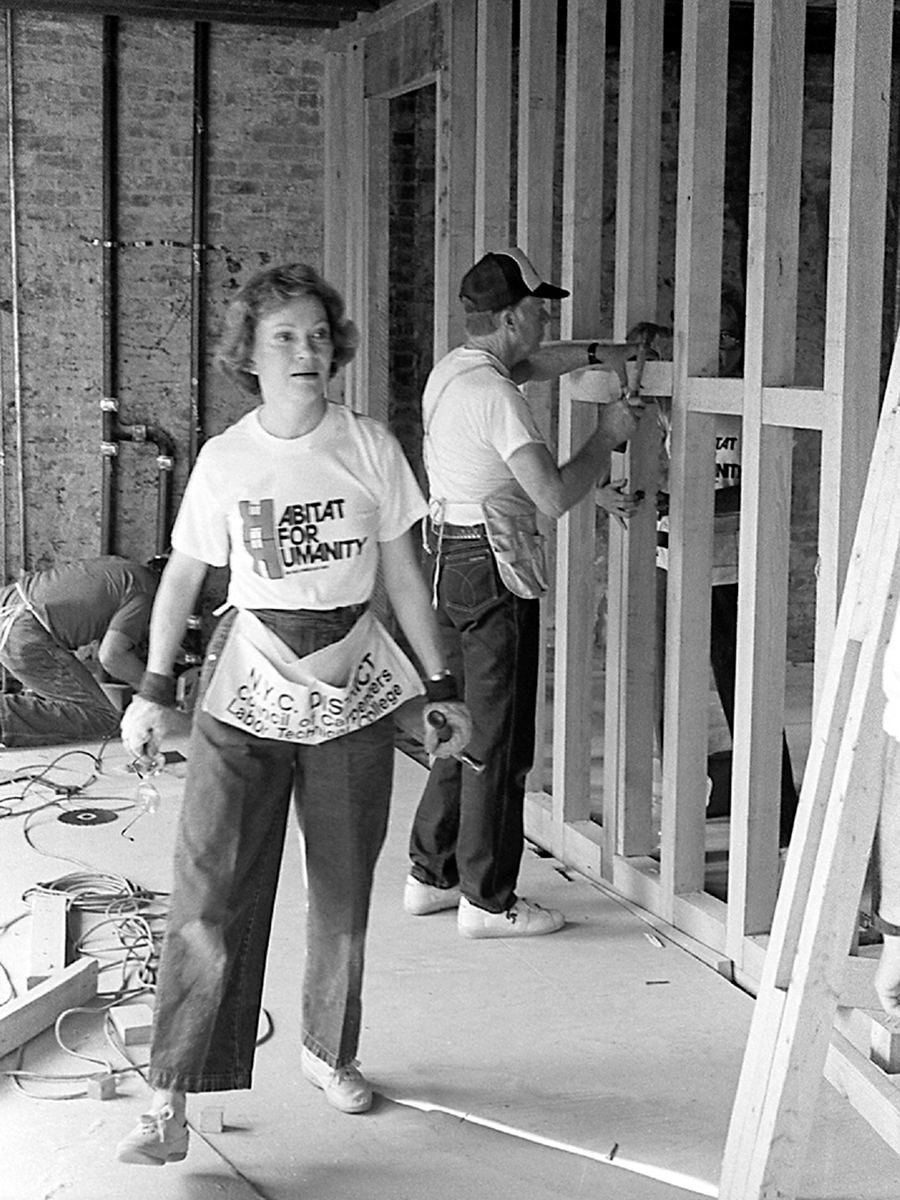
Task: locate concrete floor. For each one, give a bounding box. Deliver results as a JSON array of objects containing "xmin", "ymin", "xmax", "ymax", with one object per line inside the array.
[{"xmin": 1, "ymin": 725, "xmax": 899, "ymax": 1199}]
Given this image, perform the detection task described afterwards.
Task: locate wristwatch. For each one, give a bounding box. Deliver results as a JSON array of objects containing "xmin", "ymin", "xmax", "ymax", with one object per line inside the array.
[{"xmin": 424, "ymin": 670, "xmax": 459, "ymax": 703}]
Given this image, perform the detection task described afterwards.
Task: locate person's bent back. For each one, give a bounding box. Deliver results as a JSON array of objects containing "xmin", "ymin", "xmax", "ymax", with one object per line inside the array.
[{"xmin": 0, "ymin": 555, "xmax": 158, "ymax": 748}]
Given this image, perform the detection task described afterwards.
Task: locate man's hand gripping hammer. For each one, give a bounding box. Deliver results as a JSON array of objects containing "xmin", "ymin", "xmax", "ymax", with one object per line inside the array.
[
  {"xmin": 624, "ymin": 321, "xmax": 669, "ymax": 407},
  {"xmin": 426, "ymin": 710, "xmax": 485, "ymax": 774}
]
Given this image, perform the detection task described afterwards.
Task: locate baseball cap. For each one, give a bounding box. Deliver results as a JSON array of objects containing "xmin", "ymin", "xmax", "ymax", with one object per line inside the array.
[{"xmin": 459, "ymin": 248, "xmax": 569, "ymax": 313}]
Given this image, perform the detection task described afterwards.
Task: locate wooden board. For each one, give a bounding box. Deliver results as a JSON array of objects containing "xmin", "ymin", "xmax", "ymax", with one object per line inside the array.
[
  {"xmin": 26, "ymin": 889, "xmax": 70, "ymax": 989},
  {"xmin": 661, "ymin": 0, "xmax": 729, "ymax": 905},
  {"xmin": 0, "ymin": 958, "xmax": 98, "ymax": 1059},
  {"xmin": 553, "ymin": 0, "xmax": 608, "ymax": 824},
  {"xmin": 473, "ymin": 0, "xmax": 511, "ymax": 258},
  {"xmin": 602, "ymin": 0, "xmax": 663, "ymax": 867},
  {"xmin": 517, "ymin": 0, "xmax": 558, "ymax": 795}
]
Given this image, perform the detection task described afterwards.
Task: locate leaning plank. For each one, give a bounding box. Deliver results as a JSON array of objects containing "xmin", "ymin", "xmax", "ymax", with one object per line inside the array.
[
  {"xmin": 719, "ymin": 353, "xmax": 900, "ymax": 1196},
  {"xmin": 0, "ymin": 958, "xmax": 98, "ymax": 1060}
]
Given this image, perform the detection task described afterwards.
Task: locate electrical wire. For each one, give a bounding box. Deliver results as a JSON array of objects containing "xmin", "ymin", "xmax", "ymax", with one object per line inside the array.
[
  {"xmin": 23, "ymin": 871, "xmax": 151, "ymax": 913},
  {"xmin": 0, "ymin": 740, "xmax": 274, "ymax": 1103},
  {"xmin": 1, "ymin": 871, "xmax": 169, "ymax": 1098},
  {"xmin": 4, "ymin": 992, "xmax": 153, "ymax": 1100}
]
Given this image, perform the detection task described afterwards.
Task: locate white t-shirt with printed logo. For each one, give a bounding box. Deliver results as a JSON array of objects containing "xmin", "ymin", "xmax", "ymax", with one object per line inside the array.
[{"xmin": 172, "ymin": 403, "xmax": 427, "ymax": 610}]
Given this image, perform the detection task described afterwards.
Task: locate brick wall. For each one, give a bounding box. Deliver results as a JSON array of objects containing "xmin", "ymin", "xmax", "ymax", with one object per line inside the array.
[
  {"xmin": 0, "ymin": 15, "xmax": 105, "ymax": 571},
  {"xmin": 0, "ymin": 12, "xmax": 325, "ymax": 597}
]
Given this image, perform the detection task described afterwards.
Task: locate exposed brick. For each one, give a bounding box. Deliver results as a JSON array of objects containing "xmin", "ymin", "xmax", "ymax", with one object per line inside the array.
[{"xmin": 0, "ymin": 12, "xmax": 324, "ymax": 569}]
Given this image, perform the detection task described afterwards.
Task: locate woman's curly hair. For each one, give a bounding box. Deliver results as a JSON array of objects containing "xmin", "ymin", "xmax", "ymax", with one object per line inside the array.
[{"xmin": 215, "ymin": 262, "xmax": 359, "ymax": 396}]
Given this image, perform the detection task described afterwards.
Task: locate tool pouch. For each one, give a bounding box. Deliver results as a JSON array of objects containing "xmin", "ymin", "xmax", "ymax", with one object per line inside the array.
[{"xmin": 480, "ymin": 486, "xmax": 548, "ymax": 600}]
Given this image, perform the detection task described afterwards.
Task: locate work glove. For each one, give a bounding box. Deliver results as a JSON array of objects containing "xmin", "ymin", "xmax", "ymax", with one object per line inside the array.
[{"xmin": 121, "ymin": 695, "xmax": 175, "ymax": 766}]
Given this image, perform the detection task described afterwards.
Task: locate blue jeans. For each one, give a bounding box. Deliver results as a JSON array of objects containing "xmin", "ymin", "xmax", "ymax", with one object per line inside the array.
[
  {"xmin": 408, "ymin": 536, "xmax": 540, "ymax": 912},
  {"xmin": 148, "ymin": 606, "xmax": 394, "ymax": 1093},
  {"xmin": 0, "ymin": 606, "xmax": 120, "ymax": 747}
]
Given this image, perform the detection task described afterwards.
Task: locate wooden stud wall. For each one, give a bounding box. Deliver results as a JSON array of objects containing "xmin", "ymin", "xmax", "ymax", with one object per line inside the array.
[
  {"xmin": 729, "ymin": 0, "xmax": 803, "ymax": 946},
  {"xmin": 552, "ymin": 0, "xmax": 607, "ymax": 828},
  {"xmin": 818, "ymin": 0, "xmax": 890, "ymax": 697},
  {"xmin": 473, "ymin": 0, "xmax": 511, "ymax": 259},
  {"xmin": 603, "ymin": 0, "xmax": 663, "ymax": 868},
  {"xmin": 663, "ymin": 0, "xmax": 727, "ymax": 919},
  {"xmin": 434, "ymin": 0, "xmax": 476, "ymax": 362},
  {"xmin": 517, "ymin": 0, "xmax": 558, "ymax": 795},
  {"xmin": 324, "ymin": 0, "xmax": 890, "ymax": 993}
]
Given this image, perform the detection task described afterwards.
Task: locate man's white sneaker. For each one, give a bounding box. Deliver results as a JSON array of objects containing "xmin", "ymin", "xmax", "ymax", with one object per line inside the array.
[
  {"xmin": 300, "ymin": 1046, "xmax": 373, "ymax": 1113},
  {"xmin": 458, "ymin": 896, "xmax": 565, "ymax": 939},
  {"xmin": 403, "ymin": 875, "xmax": 462, "ymax": 915}
]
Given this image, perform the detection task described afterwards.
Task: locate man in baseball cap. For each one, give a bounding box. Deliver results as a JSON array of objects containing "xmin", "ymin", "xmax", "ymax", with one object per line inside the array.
[{"xmin": 404, "ymin": 247, "xmax": 644, "ymax": 940}]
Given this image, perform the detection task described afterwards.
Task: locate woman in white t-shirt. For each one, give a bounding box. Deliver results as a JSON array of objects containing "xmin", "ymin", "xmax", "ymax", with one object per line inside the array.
[{"xmin": 115, "ymin": 263, "xmax": 471, "ymax": 1167}]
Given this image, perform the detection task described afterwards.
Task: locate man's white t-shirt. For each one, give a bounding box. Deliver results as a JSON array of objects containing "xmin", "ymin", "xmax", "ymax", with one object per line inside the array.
[
  {"xmin": 172, "ymin": 403, "xmax": 426, "ymax": 610},
  {"xmin": 423, "ymin": 346, "xmax": 545, "ymax": 526}
]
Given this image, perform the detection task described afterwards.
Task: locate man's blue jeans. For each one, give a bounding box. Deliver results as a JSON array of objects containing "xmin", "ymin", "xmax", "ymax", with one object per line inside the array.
[
  {"xmin": 0, "ymin": 608, "xmax": 120, "ymax": 747},
  {"xmin": 148, "ymin": 606, "xmax": 394, "ymax": 1094},
  {"xmin": 409, "ymin": 536, "xmax": 540, "ymax": 913}
]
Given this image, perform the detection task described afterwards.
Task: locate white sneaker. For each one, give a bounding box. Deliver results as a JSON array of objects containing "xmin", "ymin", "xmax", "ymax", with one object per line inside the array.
[
  {"xmin": 116, "ymin": 1105, "xmax": 189, "ymax": 1165},
  {"xmin": 300, "ymin": 1046, "xmax": 373, "ymax": 1114},
  {"xmin": 458, "ymin": 896, "xmax": 565, "ymax": 939},
  {"xmin": 403, "ymin": 875, "xmax": 461, "ymax": 915}
]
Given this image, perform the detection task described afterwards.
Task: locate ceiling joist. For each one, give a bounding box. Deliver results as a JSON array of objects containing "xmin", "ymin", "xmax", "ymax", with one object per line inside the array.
[{"xmin": 0, "ymin": 0, "xmax": 388, "ymax": 29}]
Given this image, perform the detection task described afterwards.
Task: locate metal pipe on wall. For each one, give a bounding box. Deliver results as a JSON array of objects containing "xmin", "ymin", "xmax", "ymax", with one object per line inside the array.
[
  {"xmin": 189, "ymin": 21, "xmax": 209, "ymax": 467},
  {"xmin": 100, "ymin": 13, "xmax": 119, "ymax": 556},
  {"xmin": 5, "ymin": 10, "xmax": 24, "ymax": 571},
  {"xmin": 114, "ymin": 422, "xmax": 175, "ymax": 557},
  {"xmin": 99, "ymin": 15, "xmax": 176, "ymax": 559}
]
